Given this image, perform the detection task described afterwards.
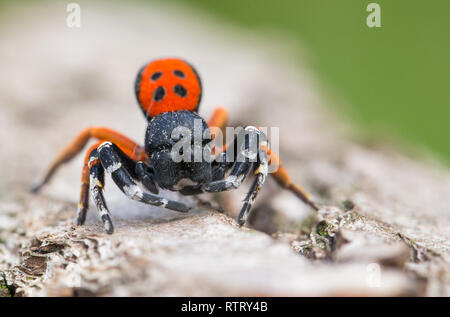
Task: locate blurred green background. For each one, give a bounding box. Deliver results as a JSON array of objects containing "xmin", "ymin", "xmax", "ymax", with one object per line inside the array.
[{"xmin": 162, "ymin": 0, "xmax": 450, "ymax": 161}]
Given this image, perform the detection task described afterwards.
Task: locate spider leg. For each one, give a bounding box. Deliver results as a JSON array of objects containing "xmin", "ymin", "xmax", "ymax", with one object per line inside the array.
[
  {"xmin": 97, "ymin": 142, "xmax": 190, "ymax": 214},
  {"xmin": 77, "ymin": 140, "xmax": 132, "ymax": 232},
  {"xmin": 31, "ymin": 126, "xmax": 146, "ymax": 193},
  {"xmin": 236, "ymin": 144, "xmax": 268, "ymax": 225},
  {"xmin": 208, "ymin": 107, "xmax": 229, "ymax": 156},
  {"xmin": 79, "ymin": 141, "xmax": 186, "ymax": 234},
  {"xmin": 87, "ymin": 147, "xmax": 114, "ymax": 234},
  {"xmin": 265, "ymin": 149, "xmax": 319, "ymax": 211},
  {"xmin": 208, "ymin": 107, "xmax": 228, "ymax": 137},
  {"xmin": 204, "ymin": 126, "xmax": 263, "ymax": 192},
  {"xmin": 183, "ymin": 126, "xmax": 268, "ymax": 225},
  {"xmin": 76, "ymin": 141, "xmax": 103, "ymax": 226},
  {"xmin": 79, "ymin": 139, "xmax": 145, "ymax": 227}
]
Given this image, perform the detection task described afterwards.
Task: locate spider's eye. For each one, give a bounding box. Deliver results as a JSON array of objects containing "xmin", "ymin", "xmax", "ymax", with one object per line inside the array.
[
  {"xmin": 173, "ymin": 70, "xmax": 185, "ymax": 78},
  {"xmin": 151, "ymin": 72, "xmax": 163, "ymax": 81},
  {"xmin": 174, "ymin": 84, "xmax": 187, "ymax": 97}
]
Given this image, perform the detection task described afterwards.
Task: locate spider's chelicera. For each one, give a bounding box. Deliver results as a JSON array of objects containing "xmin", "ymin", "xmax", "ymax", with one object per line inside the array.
[{"xmin": 32, "ymin": 57, "xmax": 319, "ymax": 234}]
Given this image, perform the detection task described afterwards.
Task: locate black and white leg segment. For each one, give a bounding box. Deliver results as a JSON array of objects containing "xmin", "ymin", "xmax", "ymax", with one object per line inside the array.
[
  {"xmin": 237, "ymin": 145, "xmax": 268, "ymax": 225},
  {"xmin": 204, "ymin": 126, "xmax": 269, "ymax": 225},
  {"xmin": 204, "ymin": 126, "xmax": 261, "ymax": 193},
  {"xmin": 97, "ymin": 142, "xmax": 190, "ymax": 213},
  {"xmin": 87, "ymin": 149, "xmax": 114, "ymax": 234}
]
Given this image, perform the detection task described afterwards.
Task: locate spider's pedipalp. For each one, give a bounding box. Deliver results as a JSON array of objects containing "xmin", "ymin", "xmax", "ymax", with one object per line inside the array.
[{"xmin": 135, "ymin": 161, "xmax": 159, "ymax": 194}]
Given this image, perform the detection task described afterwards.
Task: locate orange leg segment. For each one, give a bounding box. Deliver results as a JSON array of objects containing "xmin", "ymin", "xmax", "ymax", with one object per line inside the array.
[
  {"xmin": 208, "ymin": 106, "xmax": 229, "ymax": 129},
  {"xmin": 208, "ymin": 106, "xmax": 228, "ymax": 139},
  {"xmin": 31, "ymin": 126, "xmax": 146, "ymax": 193},
  {"xmin": 77, "ymin": 141, "xmax": 103, "ymax": 225},
  {"xmin": 264, "ymin": 146, "xmax": 319, "ymax": 211},
  {"xmin": 208, "ymin": 107, "xmax": 229, "ymax": 155}
]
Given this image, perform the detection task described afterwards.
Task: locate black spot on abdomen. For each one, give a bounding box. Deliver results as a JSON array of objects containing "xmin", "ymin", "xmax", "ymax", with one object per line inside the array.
[
  {"xmin": 173, "ymin": 70, "xmax": 185, "ymax": 78},
  {"xmin": 151, "ymin": 72, "xmax": 162, "ymax": 81},
  {"xmin": 153, "ymin": 86, "xmax": 166, "ymax": 101},
  {"xmin": 174, "ymin": 84, "xmax": 187, "ymax": 97}
]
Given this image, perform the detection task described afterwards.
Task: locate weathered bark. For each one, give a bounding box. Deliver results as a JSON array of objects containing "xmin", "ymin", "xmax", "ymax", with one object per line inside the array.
[{"xmin": 0, "ymin": 1, "xmax": 448, "ymax": 296}]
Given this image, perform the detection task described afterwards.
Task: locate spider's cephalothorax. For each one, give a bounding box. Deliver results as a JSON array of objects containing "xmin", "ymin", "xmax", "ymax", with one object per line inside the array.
[
  {"xmin": 32, "ymin": 57, "xmax": 318, "ymax": 234},
  {"xmin": 144, "ymin": 110, "xmax": 214, "ymax": 189}
]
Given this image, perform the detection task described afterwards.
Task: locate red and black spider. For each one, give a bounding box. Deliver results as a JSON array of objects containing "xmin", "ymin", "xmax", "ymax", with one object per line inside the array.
[{"xmin": 32, "ymin": 57, "xmax": 318, "ymax": 234}]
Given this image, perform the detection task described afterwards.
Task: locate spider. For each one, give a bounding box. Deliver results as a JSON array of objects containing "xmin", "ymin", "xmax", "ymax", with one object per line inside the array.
[{"xmin": 32, "ymin": 57, "xmax": 319, "ymax": 234}]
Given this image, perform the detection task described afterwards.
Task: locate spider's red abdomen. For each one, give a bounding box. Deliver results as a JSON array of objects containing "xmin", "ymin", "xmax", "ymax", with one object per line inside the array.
[{"xmin": 135, "ymin": 58, "xmax": 202, "ymax": 118}]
